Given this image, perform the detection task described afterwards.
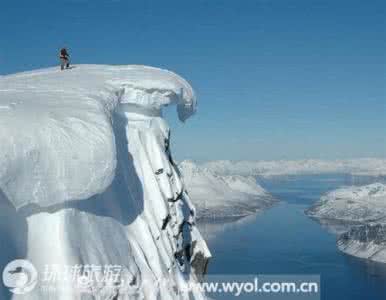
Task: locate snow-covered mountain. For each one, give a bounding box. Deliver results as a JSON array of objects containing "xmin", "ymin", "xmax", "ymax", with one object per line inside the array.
[
  {"xmin": 179, "ymin": 160, "xmax": 276, "ymax": 219},
  {"xmin": 0, "ymin": 65, "xmax": 210, "ymax": 299},
  {"xmin": 307, "ymin": 183, "xmax": 386, "ymax": 263},
  {"xmin": 202, "ymin": 159, "xmax": 386, "ymax": 177},
  {"xmin": 307, "ymin": 183, "xmax": 386, "ymax": 224}
]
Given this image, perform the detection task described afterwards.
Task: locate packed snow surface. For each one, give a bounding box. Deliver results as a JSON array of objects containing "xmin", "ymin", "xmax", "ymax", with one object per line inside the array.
[
  {"xmin": 0, "ymin": 65, "xmax": 209, "ymax": 299},
  {"xmin": 202, "ymin": 159, "xmax": 386, "ymax": 177},
  {"xmin": 307, "ymin": 183, "xmax": 386, "ymax": 263},
  {"xmin": 179, "ymin": 161, "xmax": 276, "ymax": 219},
  {"xmin": 0, "ymin": 65, "xmax": 196, "ymax": 209}
]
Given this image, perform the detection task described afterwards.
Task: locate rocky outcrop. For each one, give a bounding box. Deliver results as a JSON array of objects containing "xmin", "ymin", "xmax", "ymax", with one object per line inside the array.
[{"xmin": 338, "ymin": 224, "xmax": 386, "ymax": 263}]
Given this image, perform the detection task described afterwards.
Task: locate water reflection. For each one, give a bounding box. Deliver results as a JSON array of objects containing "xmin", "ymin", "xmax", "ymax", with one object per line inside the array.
[{"xmin": 198, "ymin": 214, "xmax": 258, "ymax": 241}]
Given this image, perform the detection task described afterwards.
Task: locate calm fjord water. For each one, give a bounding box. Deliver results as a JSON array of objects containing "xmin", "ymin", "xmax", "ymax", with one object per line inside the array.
[{"xmin": 199, "ymin": 174, "xmax": 386, "ymax": 300}]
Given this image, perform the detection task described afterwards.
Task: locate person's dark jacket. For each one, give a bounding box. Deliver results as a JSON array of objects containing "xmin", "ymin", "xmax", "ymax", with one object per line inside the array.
[{"xmin": 60, "ymin": 49, "xmax": 69, "ymax": 60}]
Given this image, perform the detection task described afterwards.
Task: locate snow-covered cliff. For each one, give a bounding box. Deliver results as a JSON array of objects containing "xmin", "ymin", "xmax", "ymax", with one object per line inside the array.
[
  {"xmin": 307, "ymin": 183, "xmax": 386, "ymax": 263},
  {"xmin": 337, "ymin": 224, "xmax": 386, "ymax": 264},
  {"xmin": 179, "ymin": 161, "xmax": 276, "ymax": 219},
  {"xmin": 0, "ymin": 65, "xmax": 210, "ymax": 299}
]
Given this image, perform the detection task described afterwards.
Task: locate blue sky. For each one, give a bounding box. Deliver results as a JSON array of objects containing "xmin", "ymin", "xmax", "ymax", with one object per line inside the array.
[{"xmin": 1, "ymin": 0, "xmax": 385, "ymax": 161}]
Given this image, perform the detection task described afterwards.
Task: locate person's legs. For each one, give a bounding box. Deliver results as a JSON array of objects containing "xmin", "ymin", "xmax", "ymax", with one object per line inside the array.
[
  {"xmin": 65, "ymin": 58, "xmax": 70, "ymax": 69},
  {"xmin": 60, "ymin": 58, "xmax": 66, "ymax": 70}
]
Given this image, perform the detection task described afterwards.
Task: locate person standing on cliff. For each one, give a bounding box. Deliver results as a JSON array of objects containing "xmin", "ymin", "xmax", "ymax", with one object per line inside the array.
[{"xmin": 59, "ymin": 48, "xmax": 70, "ymax": 70}]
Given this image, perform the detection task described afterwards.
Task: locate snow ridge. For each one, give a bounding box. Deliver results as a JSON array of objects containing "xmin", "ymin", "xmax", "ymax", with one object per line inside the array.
[{"xmin": 202, "ymin": 159, "xmax": 386, "ymax": 177}]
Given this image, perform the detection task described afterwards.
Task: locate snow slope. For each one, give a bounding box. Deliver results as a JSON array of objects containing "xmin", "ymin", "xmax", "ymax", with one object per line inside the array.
[
  {"xmin": 306, "ymin": 183, "xmax": 386, "ymax": 224},
  {"xmin": 202, "ymin": 159, "xmax": 386, "ymax": 177},
  {"xmin": 179, "ymin": 160, "xmax": 276, "ymax": 219},
  {"xmin": 0, "ymin": 65, "xmax": 209, "ymax": 299},
  {"xmin": 307, "ymin": 183, "xmax": 386, "ymax": 263}
]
